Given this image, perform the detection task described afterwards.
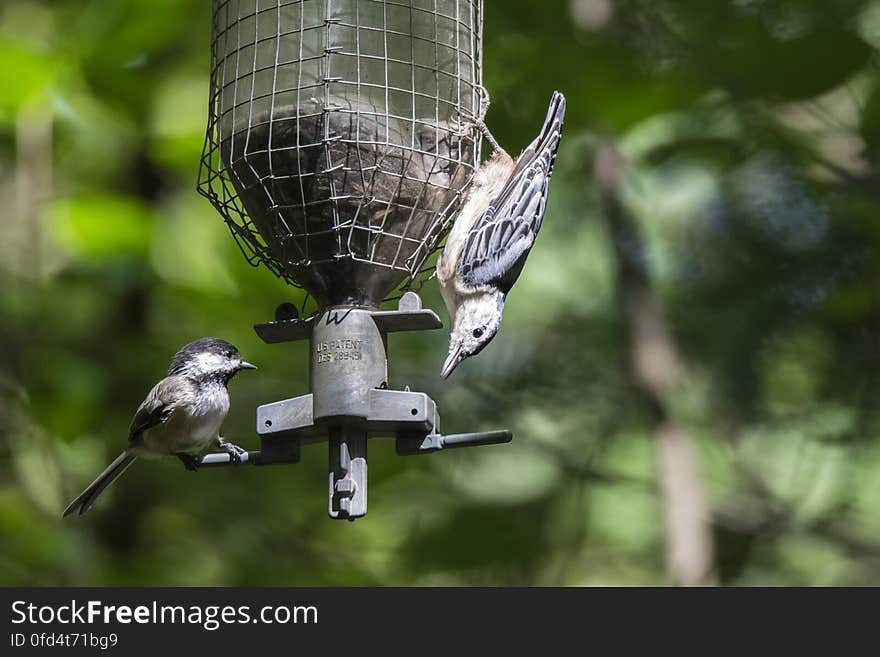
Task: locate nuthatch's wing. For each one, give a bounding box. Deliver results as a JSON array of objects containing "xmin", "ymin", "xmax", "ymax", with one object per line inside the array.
[
  {"xmin": 458, "ymin": 91, "xmax": 566, "ymax": 292},
  {"xmin": 127, "ymin": 376, "xmax": 185, "ymax": 445}
]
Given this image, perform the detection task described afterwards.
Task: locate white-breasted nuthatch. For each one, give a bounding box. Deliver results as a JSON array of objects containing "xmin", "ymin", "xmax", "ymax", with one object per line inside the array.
[
  {"xmin": 436, "ymin": 91, "xmax": 566, "ymax": 378},
  {"xmin": 62, "ymin": 338, "xmax": 257, "ymax": 516}
]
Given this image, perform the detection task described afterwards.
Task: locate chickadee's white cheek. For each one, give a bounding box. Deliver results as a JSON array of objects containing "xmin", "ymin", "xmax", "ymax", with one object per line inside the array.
[{"xmin": 194, "ymin": 352, "xmax": 225, "ymax": 373}]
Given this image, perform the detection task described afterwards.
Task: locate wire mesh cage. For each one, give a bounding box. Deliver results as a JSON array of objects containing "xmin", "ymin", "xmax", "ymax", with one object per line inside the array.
[{"xmin": 199, "ymin": 0, "xmax": 484, "ymax": 307}]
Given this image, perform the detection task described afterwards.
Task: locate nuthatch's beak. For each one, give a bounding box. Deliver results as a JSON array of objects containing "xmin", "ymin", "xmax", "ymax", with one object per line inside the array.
[
  {"xmin": 239, "ymin": 361, "xmax": 258, "ymax": 371},
  {"xmin": 441, "ymin": 344, "xmax": 464, "ymax": 379}
]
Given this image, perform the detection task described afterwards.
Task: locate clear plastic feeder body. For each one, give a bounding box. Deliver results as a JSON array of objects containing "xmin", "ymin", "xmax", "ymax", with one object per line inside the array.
[{"xmin": 201, "ymin": 0, "xmax": 484, "ymax": 307}]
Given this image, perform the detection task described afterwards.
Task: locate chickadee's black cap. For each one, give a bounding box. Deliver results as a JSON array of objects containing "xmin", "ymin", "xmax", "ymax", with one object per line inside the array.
[{"xmin": 167, "ymin": 337, "xmax": 241, "ymax": 375}]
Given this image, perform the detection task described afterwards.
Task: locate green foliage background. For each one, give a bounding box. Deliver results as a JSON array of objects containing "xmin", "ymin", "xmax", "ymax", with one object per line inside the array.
[{"xmin": 2, "ymin": 0, "xmax": 880, "ymax": 585}]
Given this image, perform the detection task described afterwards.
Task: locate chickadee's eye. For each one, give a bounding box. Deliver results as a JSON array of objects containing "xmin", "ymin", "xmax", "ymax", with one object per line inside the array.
[{"xmin": 472, "ymin": 328, "xmax": 484, "ymax": 339}]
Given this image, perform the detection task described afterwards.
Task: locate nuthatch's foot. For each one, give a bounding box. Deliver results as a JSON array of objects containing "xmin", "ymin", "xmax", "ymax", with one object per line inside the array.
[
  {"xmin": 475, "ymin": 83, "xmax": 491, "ymax": 121},
  {"xmin": 455, "ymin": 109, "xmax": 506, "ymax": 157},
  {"xmin": 454, "ymin": 111, "xmax": 479, "ymax": 139},
  {"xmin": 177, "ymin": 453, "xmax": 200, "ymax": 471},
  {"xmin": 221, "ymin": 442, "xmax": 248, "ymax": 465},
  {"xmin": 455, "ymin": 84, "xmax": 490, "ymax": 136}
]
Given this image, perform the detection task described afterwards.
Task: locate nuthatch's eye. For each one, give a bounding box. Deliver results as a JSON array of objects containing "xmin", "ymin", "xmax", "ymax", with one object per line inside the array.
[
  {"xmin": 472, "ymin": 328, "xmax": 484, "ymax": 339},
  {"xmin": 225, "ymin": 349, "xmax": 235, "ymax": 359}
]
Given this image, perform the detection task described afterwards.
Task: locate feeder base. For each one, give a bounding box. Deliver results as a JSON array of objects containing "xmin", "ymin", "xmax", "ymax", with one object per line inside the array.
[{"xmin": 196, "ymin": 292, "xmax": 512, "ymax": 521}]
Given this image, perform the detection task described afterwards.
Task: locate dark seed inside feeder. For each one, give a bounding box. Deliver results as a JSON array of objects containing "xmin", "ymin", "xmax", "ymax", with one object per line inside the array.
[{"xmin": 220, "ymin": 102, "xmax": 474, "ymax": 307}]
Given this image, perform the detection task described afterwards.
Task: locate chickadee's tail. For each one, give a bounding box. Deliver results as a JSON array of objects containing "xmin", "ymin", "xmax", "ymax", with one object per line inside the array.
[{"xmin": 62, "ymin": 452, "xmax": 137, "ymax": 517}]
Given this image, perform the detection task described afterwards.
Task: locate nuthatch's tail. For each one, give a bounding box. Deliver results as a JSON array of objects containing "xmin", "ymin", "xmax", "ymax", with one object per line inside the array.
[
  {"xmin": 62, "ymin": 452, "xmax": 137, "ymax": 517},
  {"xmin": 534, "ymin": 91, "xmax": 566, "ymax": 156}
]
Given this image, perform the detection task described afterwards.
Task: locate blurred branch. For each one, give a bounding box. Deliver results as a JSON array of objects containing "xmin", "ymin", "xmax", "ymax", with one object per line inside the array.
[
  {"xmin": 720, "ymin": 448, "xmax": 880, "ymax": 565},
  {"xmin": 593, "ymin": 143, "xmax": 717, "ymax": 586},
  {"xmin": 15, "ymin": 101, "xmax": 53, "ymax": 281}
]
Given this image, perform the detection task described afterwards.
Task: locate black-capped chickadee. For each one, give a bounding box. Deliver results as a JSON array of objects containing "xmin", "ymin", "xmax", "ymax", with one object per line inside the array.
[
  {"xmin": 62, "ymin": 337, "xmax": 257, "ymax": 517},
  {"xmin": 437, "ymin": 91, "xmax": 566, "ymax": 378}
]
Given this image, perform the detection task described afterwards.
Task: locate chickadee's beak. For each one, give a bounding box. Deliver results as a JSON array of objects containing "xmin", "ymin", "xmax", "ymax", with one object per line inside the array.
[
  {"xmin": 441, "ymin": 344, "xmax": 464, "ymax": 379},
  {"xmin": 238, "ymin": 361, "xmax": 258, "ymax": 371}
]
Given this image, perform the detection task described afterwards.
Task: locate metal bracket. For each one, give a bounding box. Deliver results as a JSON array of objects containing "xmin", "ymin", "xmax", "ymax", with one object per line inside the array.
[
  {"xmin": 199, "ymin": 292, "xmax": 512, "ymax": 521},
  {"xmin": 256, "ymin": 388, "xmax": 437, "ymax": 439},
  {"xmin": 253, "ymin": 291, "xmax": 442, "ymax": 344}
]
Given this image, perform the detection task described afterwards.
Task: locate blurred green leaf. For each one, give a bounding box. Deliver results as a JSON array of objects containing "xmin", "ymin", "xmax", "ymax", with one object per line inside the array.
[
  {"xmin": 0, "ymin": 42, "xmax": 55, "ymax": 113},
  {"xmin": 47, "ymin": 193, "xmax": 153, "ymax": 259}
]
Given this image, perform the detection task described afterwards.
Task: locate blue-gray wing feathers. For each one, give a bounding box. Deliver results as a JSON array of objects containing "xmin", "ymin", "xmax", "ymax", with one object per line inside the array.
[{"xmin": 459, "ymin": 91, "xmax": 566, "ymax": 292}]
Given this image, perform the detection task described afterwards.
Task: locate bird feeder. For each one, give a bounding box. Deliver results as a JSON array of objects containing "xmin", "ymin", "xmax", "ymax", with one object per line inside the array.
[{"xmin": 198, "ymin": 0, "xmax": 510, "ymax": 520}]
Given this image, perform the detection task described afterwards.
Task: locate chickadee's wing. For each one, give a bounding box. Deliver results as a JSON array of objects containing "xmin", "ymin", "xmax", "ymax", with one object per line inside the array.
[
  {"xmin": 63, "ymin": 377, "xmax": 189, "ymax": 517},
  {"xmin": 127, "ymin": 376, "xmax": 185, "ymax": 444},
  {"xmin": 459, "ymin": 92, "xmax": 565, "ymax": 292}
]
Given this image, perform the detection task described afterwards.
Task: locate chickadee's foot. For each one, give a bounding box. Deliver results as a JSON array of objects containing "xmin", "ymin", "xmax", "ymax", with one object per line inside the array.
[
  {"xmin": 176, "ymin": 453, "xmax": 200, "ymax": 471},
  {"xmin": 221, "ymin": 442, "xmax": 248, "ymax": 465}
]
